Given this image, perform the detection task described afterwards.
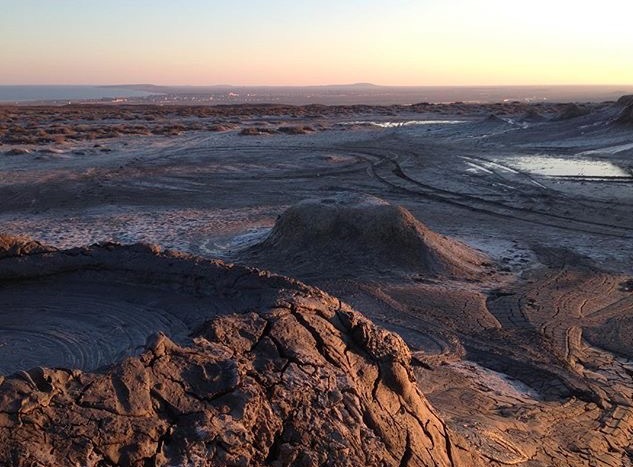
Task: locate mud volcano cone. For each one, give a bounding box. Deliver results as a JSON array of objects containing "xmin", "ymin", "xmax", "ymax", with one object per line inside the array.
[
  {"xmin": 614, "ymin": 97, "xmax": 633, "ymax": 125},
  {"xmin": 483, "ymin": 113, "xmax": 506, "ymax": 123},
  {"xmin": 246, "ymin": 193, "xmax": 486, "ymax": 278},
  {"xmin": 616, "ymin": 95, "xmax": 633, "ymax": 107},
  {"xmin": 520, "ymin": 108, "xmax": 547, "ymax": 123},
  {"xmin": 553, "ymin": 103, "xmax": 590, "ymax": 121}
]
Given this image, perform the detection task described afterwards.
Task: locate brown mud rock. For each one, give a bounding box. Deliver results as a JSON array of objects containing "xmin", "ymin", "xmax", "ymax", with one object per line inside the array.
[
  {"xmin": 0, "ymin": 234, "xmax": 54, "ymax": 258},
  {"xmin": 0, "ymin": 240, "xmax": 480, "ymax": 466}
]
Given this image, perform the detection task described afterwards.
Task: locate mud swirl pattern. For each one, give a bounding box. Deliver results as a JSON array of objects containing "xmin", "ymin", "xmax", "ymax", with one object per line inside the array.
[
  {"xmin": 0, "ymin": 242, "xmax": 276, "ymax": 376},
  {"xmin": 0, "ymin": 280, "xmax": 200, "ymax": 374}
]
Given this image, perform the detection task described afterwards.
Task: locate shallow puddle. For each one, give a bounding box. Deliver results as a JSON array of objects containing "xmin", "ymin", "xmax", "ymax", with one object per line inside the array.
[
  {"xmin": 508, "ymin": 155, "xmax": 631, "ymax": 178},
  {"xmin": 341, "ymin": 120, "xmax": 465, "ymax": 128},
  {"xmin": 199, "ymin": 227, "xmax": 271, "ymax": 258}
]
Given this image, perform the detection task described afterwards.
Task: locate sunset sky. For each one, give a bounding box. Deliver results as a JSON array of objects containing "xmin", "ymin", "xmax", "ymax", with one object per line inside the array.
[{"xmin": 1, "ymin": 0, "xmax": 632, "ymax": 86}]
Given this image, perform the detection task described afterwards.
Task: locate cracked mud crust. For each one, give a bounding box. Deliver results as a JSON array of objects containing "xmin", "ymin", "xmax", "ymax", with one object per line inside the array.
[{"xmin": 0, "ymin": 240, "xmax": 480, "ymax": 466}]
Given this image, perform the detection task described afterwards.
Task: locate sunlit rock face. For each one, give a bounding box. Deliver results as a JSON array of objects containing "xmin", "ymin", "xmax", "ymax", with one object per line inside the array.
[{"xmin": 0, "ymin": 234, "xmax": 54, "ymax": 258}]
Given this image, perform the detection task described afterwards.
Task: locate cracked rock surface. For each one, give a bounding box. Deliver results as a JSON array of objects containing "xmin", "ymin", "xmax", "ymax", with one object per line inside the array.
[{"xmin": 0, "ymin": 240, "xmax": 479, "ymax": 466}]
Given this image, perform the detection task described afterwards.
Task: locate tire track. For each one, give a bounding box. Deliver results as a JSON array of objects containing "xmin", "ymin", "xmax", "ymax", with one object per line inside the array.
[{"xmin": 353, "ymin": 147, "xmax": 633, "ymax": 239}]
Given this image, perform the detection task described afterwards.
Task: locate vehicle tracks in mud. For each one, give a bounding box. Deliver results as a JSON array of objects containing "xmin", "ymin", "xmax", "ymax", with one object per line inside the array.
[{"xmin": 349, "ymin": 146, "xmax": 633, "ymax": 239}]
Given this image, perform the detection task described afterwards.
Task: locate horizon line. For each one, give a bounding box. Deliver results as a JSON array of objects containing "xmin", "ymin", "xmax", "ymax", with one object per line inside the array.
[{"xmin": 2, "ymin": 83, "xmax": 633, "ymax": 89}]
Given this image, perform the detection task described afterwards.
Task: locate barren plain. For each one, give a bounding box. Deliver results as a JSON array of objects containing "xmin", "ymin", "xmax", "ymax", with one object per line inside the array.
[{"xmin": 0, "ymin": 97, "xmax": 632, "ymax": 465}]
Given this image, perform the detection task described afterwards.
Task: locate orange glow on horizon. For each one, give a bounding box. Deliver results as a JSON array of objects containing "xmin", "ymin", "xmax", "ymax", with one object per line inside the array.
[{"xmin": 1, "ymin": 0, "xmax": 632, "ymax": 86}]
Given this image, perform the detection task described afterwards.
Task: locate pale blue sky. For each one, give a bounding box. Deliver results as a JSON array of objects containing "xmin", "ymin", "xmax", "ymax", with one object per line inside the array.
[{"xmin": 2, "ymin": 0, "xmax": 632, "ymax": 85}]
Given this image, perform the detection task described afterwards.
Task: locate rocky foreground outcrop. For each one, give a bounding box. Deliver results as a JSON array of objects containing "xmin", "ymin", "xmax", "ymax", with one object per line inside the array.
[{"xmin": 0, "ymin": 239, "xmax": 480, "ymax": 466}]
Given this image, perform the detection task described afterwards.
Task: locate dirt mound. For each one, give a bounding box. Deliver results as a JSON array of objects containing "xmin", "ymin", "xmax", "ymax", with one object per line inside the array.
[
  {"xmin": 0, "ymin": 241, "xmax": 480, "ymax": 466},
  {"xmin": 244, "ymin": 194, "xmax": 487, "ymax": 278},
  {"xmin": 483, "ymin": 113, "xmax": 506, "ymax": 123},
  {"xmin": 553, "ymin": 103, "xmax": 591, "ymax": 121},
  {"xmin": 0, "ymin": 234, "xmax": 54, "ymax": 258},
  {"xmin": 277, "ymin": 125, "xmax": 315, "ymax": 134},
  {"xmin": 614, "ymin": 103, "xmax": 633, "ymax": 125},
  {"xmin": 3, "ymin": 148, "xmax": 32, "ymax": 156},
  {"xmin": 239, "ymin": 127, "xmax": 277, "ymax": 136},
  {"xmin": 616, "ymin": 95, "xmax": 633, "ymax": 107},
  {"xmin": 207, "ymin": 123, "xmax": 236, "ymax": 132},
  {"xmin": 520, "ymin": 108, "xmax": 547, "ymax": 123}
]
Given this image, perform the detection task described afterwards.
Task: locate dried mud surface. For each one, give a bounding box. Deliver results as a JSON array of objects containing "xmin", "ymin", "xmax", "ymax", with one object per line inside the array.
[
  {"xmin": 0, "ymin": 241, "xmax": 480, "ymax": 466},
  {"xmin": 1, "ymin": 99, "xmax": 633, "ymax": 465}
]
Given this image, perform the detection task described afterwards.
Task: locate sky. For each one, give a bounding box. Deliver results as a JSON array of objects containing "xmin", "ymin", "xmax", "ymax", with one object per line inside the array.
[{"xmin": 1, "ymin": 0, "xmax": 633, "ymax": 86}]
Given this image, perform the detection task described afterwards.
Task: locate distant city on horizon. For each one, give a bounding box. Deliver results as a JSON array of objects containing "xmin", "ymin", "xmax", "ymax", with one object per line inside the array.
[{"xmin": 2, "ymin": 83, "xmax": 633, "ymax": 106}]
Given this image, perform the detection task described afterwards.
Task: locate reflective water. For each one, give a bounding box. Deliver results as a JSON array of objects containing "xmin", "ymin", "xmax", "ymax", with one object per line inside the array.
[
  {"xmin": 341, "ymin": 120, "xmax": 465, "ymax": 128},
  {"xmin": 508, "ymin": 156, "xmax": 631, "ymax": 178}
]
